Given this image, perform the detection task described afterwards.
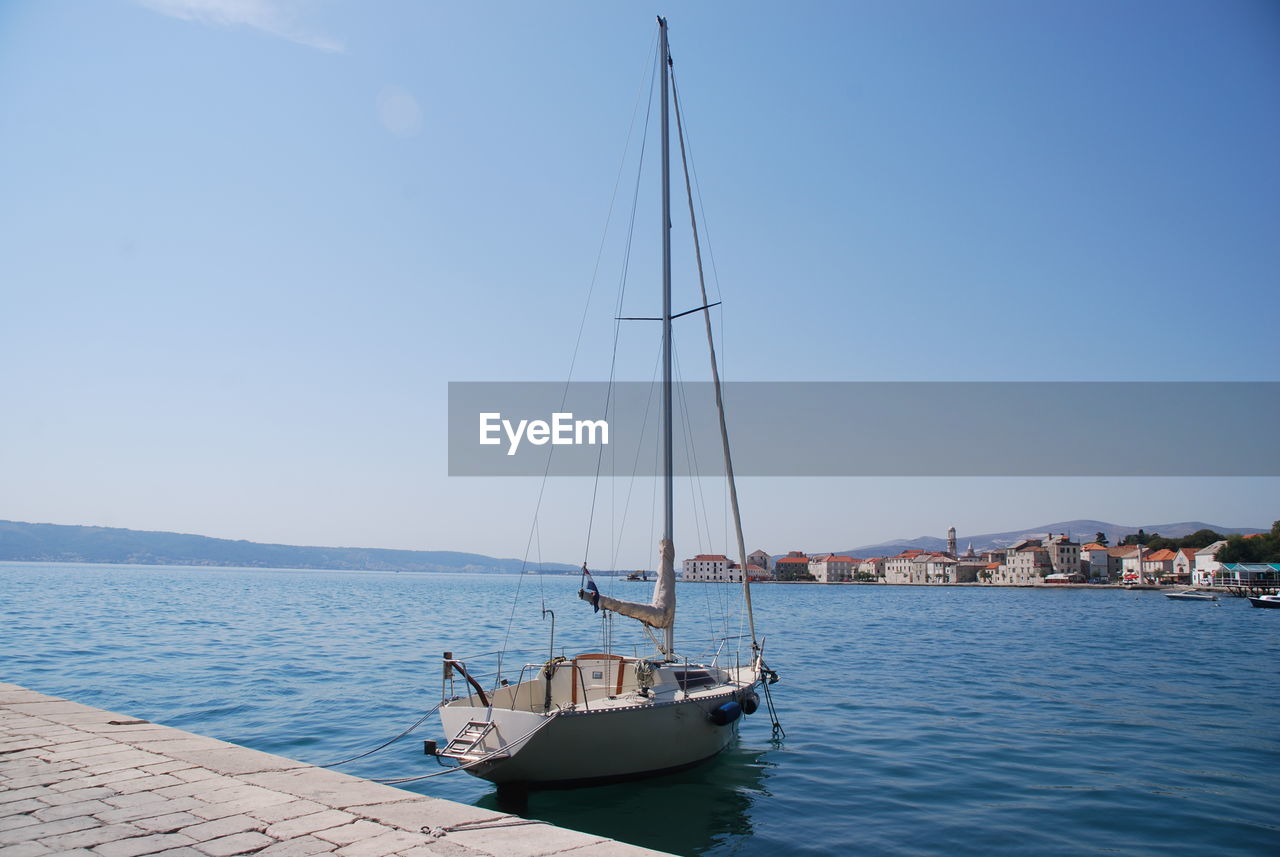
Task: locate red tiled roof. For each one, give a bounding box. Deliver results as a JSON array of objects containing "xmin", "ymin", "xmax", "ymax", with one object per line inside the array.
[
  {"xmin": 776, "ymin": 556, "xmax": 809, "ymax": 564},
  {"xmin": 1081, "ymin": 542, "xmax": 1107, "ymax": 550},
  {"xmin": 1145, "ymin": 549, "xmax": 1177, "ymax": 561},
  {"xmin": 690, "ymin": 554, "xmax": 728, "ymax": 562}
]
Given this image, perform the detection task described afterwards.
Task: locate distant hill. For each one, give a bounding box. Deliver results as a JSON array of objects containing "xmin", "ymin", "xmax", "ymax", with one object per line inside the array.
[
  {"xmin": 0, "ymin": 520, "xmax": 581, "ymax": 574},
  {"xmin": 840, "ymin": 519, "xmax": 1267, "ymax": 558}
]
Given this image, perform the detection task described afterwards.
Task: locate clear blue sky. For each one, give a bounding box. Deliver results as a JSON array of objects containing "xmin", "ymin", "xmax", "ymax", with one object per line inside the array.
[{"xmin": 2, "ymin": 1, "xmax": 1277, "ymax": 566}]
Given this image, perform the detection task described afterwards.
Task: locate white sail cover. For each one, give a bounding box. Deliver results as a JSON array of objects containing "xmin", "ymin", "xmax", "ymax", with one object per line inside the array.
[{"xmin": 581, "ymin": 539, "xmax": 675, "ymax": 629}]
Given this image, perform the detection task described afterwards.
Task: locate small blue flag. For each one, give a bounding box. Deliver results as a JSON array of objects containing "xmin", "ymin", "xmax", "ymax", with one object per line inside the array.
[{"xmin": 580, "ymin": 563, "xmax": 601, "ymax": 613}]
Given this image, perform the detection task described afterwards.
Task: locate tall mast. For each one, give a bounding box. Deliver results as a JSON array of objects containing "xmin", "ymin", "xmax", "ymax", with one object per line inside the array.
[{"xmin": 659, "ymin": 16, "xmax": 674, "ymax": 658}]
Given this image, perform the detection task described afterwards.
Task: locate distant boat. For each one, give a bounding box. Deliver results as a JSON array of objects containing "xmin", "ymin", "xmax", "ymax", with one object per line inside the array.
[
  {"xmin": 1164, "ymin": 589, "xmax": 1218, "ymax": 601},
  {"xmin": 1247, "ymin": 594, "xmax": 1280, "ymax": 609},
  {"xmin": 625, "ymin": 570, "xmax": 650, "ymax": 581}
]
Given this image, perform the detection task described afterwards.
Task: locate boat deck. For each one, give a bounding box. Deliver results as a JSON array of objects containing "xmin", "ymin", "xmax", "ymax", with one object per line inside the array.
[{"xmin": 0, "ymin": 682, "xmax": 670, "ymax": 857}]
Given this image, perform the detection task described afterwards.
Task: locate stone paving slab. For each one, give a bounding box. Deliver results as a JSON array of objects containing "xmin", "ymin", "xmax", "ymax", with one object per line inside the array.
[{"xmin": 0, "ymin": 683, "xmax": 672, "ymax": 857}]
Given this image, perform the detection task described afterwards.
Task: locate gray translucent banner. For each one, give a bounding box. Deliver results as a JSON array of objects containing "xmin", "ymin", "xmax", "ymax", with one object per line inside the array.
[{"xmin": 448, "ymin": 382, "xmax": 1279, "ymax": 476}]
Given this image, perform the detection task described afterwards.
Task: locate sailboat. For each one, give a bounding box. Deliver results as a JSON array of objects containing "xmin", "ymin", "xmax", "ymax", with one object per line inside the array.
[{"xmin": 435, "ymin": 17, "xmax": 779, "ymax": 787}]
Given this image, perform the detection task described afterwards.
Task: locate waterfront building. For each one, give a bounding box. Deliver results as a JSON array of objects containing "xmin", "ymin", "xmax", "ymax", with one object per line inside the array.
[
  {"xmin": 1194, "ymin": 540, "xmax": 1227, "ymax": 586},
  {"xmin": 1080, "ymin": 542, "xmax": 1111, "ymax": 580},
  {"xmin": 1043, "ymin": 533, "xmax": 1081, "ymax": 576},
  {"xmin": 811, "ymin": 554, "xmax": 856, "ymax": 583},
  {"xmin": 748, "ymin": 549, "xmax": 773, "ymax": 574},
  {"xmin": 1117, "ymin": 546, "xmax": 1150, "ymax": 583},
  {"xmin": 981, "ymin": 548, "xmax": 1008, "ymax": 584},
  {"xmin": 1005, "ymin": 539, "xmax": 1054, "ymax": 585},
  {"xmin": 1143, "ymin": 549, "xmax": 1177, "ymax": 582},
  {"xmin": 1171, "ymin": 548, "xmax": 1196, "ymax": 584},
  {"xmin": 1215, "ymin": 563, "xmax": 1280, "ymax": 589},
  {"xmin": 1107, "ymin": 546, "xmax": 1135, "ymax": 581},
  {"xmin": 682, "ymin": 553, "xmax": 729, "ymax": 582},
  {"xmin": 924, "ymin": 554, "xmax": 958, "ymax": 583},
  {"xmin": 954, "ymin": 543, "xmax": 985, "ymax": 583},
  {"xmin": 775, "ymin": 552, "xmax": 813, "ymax": 581},
  {"xmin": 722, "ymin": 561, "xmax": 760, "ymax": 583},
  {"xmin": 858, "ymin": 557, "xmax": 886, "ymax": 581},
  {"xmin": 884, "ymin": 550, "xmax": 926, "ymax": 584},
  {"xmin": 683, "ymin": 553, "xmax": 772, "ymax": 583}
]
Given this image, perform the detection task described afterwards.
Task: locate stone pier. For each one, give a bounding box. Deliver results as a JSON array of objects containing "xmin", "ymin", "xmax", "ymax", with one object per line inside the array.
[{"xmin": 0, "ymin": 683, "xmax": 669, "ymax": 857}]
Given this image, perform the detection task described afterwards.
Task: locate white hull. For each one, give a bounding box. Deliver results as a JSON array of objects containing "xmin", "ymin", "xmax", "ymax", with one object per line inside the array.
[
  {"xmin": 441, "ymin": 692, "xmax": 742, "ymax": 785},
  {"xmin": 1164, "ymin": 590, "xmax": 1217, "ymax": 601},
  {"xmin": 438, "ymin": 657, "xmax": 758, "ymax": 786}
]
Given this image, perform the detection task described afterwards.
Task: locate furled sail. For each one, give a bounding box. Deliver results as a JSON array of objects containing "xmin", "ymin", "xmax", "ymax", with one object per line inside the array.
[{"xmin": 578, "ymin": 539, "xmax": 675, "ymax": 628}]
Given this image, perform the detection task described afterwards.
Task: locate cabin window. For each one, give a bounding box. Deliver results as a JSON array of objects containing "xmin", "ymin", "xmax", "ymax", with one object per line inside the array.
[{"xmin": 674, "ymin": 669, "xmax": 716, "ymax": 690}]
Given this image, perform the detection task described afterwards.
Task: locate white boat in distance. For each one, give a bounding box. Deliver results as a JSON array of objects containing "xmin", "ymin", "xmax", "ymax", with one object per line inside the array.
[
  {"xmin": 1164, "ymin": 589, "xmax": 1219, "ymax": 601},
  {"xmin": 436, "ymin": 17, "xmax": 778, "ymax": 787}
]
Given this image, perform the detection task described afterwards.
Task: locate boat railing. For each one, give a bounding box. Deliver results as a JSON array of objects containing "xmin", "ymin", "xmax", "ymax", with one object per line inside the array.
[
  {"xmin": 706, "ymin": 634, "xmax": 752, "ymax": 669},
  {"xmin": 446, "ymin": 633, "xmax": 754, "ymax": 703}
]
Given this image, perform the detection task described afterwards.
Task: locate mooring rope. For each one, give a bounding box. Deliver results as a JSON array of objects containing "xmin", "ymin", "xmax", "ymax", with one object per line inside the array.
[
  {"xmin": 423, "ymin": 815, "xmax": 550, "ymax": 839},
  {"xmin": 316, "ymin": 702, "xmax": 442, "ymax": 769}
]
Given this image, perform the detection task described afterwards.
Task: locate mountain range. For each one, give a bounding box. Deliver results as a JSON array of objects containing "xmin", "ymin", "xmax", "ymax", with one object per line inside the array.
[
  {"xmin": 2, "ymin": 518, "xmax": 1267, "ymax": 574},
  {"xmin": 839, "ymin": 519, "xmax": 1266, "ymax": 558},
  {"xmin": 0, "ymin": 520, "xmax": 580, "ymax": 575}
]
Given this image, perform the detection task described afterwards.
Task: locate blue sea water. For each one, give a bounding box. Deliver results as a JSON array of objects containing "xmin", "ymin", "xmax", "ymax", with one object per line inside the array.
[{"xmin": 1, "ymin": 562, "xmax": 1277, "ymax": 857}]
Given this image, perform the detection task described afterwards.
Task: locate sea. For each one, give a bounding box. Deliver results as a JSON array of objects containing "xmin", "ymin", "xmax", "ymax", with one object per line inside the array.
[{"xmin": 1, "ymin": 562, "xmax": 1276, "ymax": 857}]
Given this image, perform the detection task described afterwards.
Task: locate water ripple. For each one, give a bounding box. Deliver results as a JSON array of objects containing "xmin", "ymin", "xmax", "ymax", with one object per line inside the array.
[{"xmin": 1, "ymin": 563, "xmax": 1277, "ymax": 857}]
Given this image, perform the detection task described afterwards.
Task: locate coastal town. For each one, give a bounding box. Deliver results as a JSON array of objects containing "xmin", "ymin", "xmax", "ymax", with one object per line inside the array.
[{"xmin": 680, "ymin": 526, "xmax": 1280, "ymax": 590}]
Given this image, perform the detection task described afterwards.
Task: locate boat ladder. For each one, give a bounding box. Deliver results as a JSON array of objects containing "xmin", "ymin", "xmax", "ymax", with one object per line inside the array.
[{"xmin": 440, "ymin": 719, "xmax": 506, "ymax": 761}]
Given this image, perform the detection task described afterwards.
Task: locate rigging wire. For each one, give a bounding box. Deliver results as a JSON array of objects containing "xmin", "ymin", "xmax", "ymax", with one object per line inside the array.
[
  {"xmin": 670, "ymin": 77, "xmax": 733, "ymax": 569},
  {"xmin": 670, "ymin": 62, "xmax": 781, "ymax": 736},
  {"xmin": 671, "ymin": 62, "xmax": 761, "ymax": 656},
  {"xmin": 672, "ymin": 339, "xmax": 729, "ymax": 651},
  {"xmin": 670, "ymin": 73, "xmax": 725, "ymax": 306},
  {"xmin": 608, "ymin": 340, "xmax": 665, "ymax": 574},
  {"xmin": 582, "ymin": 38, "xmax": 660, "ymax": 572},
  {"xmin": 675, "ymin": 338, "xmax": 720, "ymax": 560},
  {"xmin": 534, "ymin": 520, "xmax": 545, "ymax": 615}
]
